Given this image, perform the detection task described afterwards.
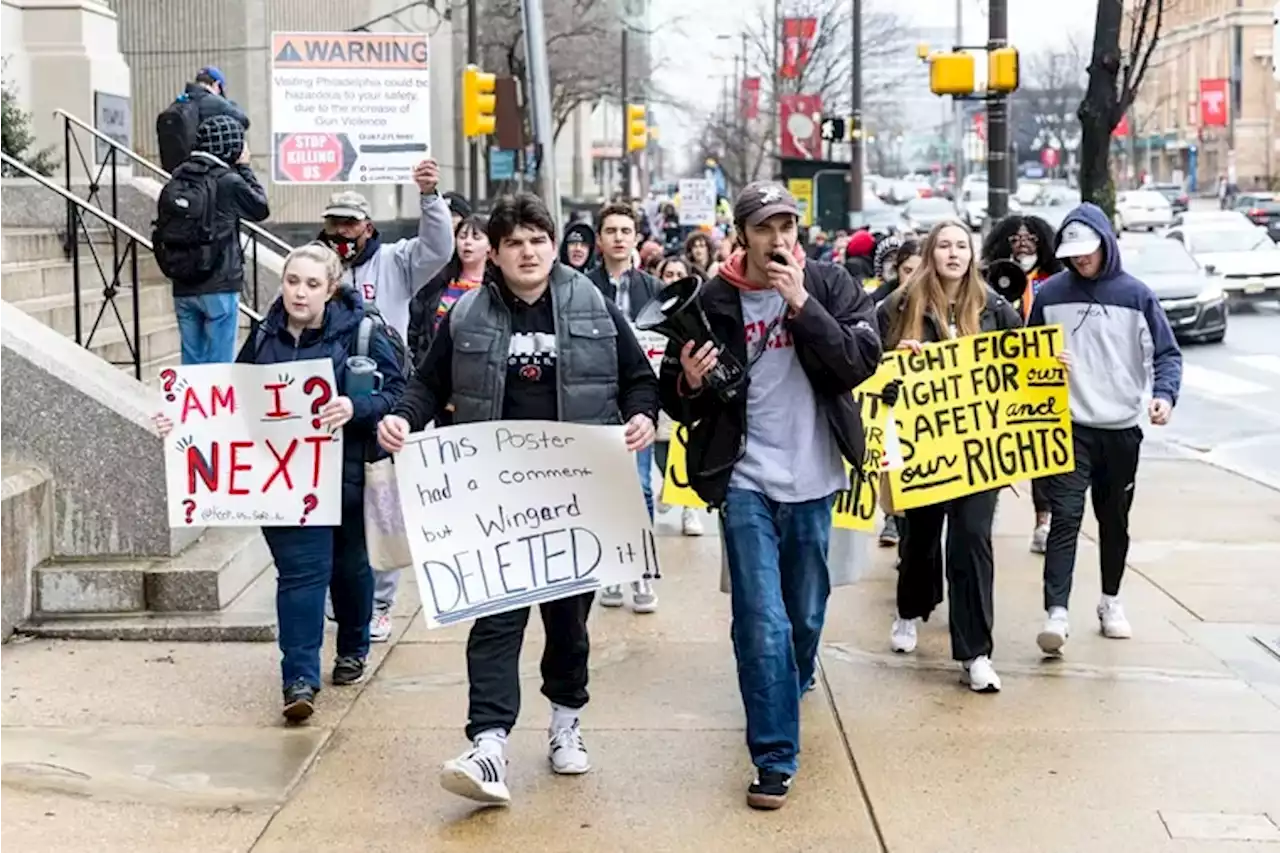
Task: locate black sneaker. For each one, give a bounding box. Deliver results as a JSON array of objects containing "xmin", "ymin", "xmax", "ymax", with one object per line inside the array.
[
  {"xmin": 282, "ymin": 680, "xmax": 316, "ymax": 723},
  {"xmin": 746, "ymin": 770, "xmax": 792, "ymax": 810},
  {"xmin": 332, "ymin": 655, "xmax": 367, "ymax": 686}
]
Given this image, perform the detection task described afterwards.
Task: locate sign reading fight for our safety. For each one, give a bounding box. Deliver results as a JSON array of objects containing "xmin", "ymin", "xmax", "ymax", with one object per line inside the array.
[
  {"xmin": 888, "ymin": 325, "xmax": 1074, "ymax": 510},
  {"xmin": 160, "ymin": 360, "xmax": 343, "ymax": 528},
  {"xmin": 270, "ymin": 32, "xmax": 431, "ymax": 184},
  {"xmin": 395, "ymin": 421, "xmax": 659, "ymax": 629}
]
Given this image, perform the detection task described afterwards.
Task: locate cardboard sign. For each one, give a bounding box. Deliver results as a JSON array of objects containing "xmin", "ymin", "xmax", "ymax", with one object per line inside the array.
[
  {"xmin": 887, "ymin": 325, "xmax": 1074, "ymax": 510},
  {"xmin": 633, "ymin": 328, "xmax": 668, "ymax": 374},
  {"xmin": 678, "ymin": 178, "xmax": 717, "ymax": 227},
  {"xmin": 270, "ymin": 31, "xmax": 431, "ymax": 184},
  {"xmin": 395, "ymin": 421, "xmax": 658, "ymax": 629},
  {"xmin": 160, "ymin": 360, "xmax": 343, "ymax": 527}
]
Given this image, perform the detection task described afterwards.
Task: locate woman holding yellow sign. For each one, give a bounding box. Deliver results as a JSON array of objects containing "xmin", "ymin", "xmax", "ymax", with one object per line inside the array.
[{"xmin": 876, "ymin": 220, "xmax": 1022, "ymax": 693}]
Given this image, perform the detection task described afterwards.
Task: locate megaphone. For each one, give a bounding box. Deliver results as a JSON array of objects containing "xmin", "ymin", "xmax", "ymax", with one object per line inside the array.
[
  {"xmin": 634, "ymin": 276, "xmax": 750, "ymax": 403},
  {"xmin": 981, "ymin": 258, "xmax": 1029, "ymax": 305}
]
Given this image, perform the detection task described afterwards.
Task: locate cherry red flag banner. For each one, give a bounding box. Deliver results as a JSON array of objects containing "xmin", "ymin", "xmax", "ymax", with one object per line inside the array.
[
  {"xmin": 741, "ymin": 77, "xmax": 761, "ymax": 120},
  {"xmin": 1199, "ymin": 78, "xmax": 1228, "ymax": 127},
  {"xmin": 781, "ymin": 17, "xmax": 817, "ymax": 79},
  {"xmin": 780, "ymin": 93, "xmax": 823, "ymax": 159}
]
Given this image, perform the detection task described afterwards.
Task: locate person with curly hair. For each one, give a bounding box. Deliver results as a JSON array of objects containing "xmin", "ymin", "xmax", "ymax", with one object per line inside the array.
[{"xmin": 981, "ymin": 214, "xmax": 1063, "ymax": 555}]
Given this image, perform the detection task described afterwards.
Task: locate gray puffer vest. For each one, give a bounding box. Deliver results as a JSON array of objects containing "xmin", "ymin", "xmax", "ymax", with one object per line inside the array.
[{"xmin": 447, "ymin": 263, "xmax": 621, "ymax": 424}]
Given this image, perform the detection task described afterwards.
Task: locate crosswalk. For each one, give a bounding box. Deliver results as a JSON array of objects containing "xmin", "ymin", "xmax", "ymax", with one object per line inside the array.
[{"xmin": 1180, "ymin": 355, "xmax": 1280, "ymax": 399}]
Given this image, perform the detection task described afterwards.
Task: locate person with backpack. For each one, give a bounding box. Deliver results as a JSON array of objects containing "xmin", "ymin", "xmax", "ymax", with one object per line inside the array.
[
  {"xmin": 156, "ymin": 67, "xmax": 250, "ymax": 173},
  {"xmin": 315, "ymin": 160, "xmax": 453, "ymax": 640},
  {"xmin": 153, "ymin": 242, "xmax": 406, "ymax": 722},
  {"xmin": 153, "ymin": 114, "xmax": 269, "ymax": 365}
]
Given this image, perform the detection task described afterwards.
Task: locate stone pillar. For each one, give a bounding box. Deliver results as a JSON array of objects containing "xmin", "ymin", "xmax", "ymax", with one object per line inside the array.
[{"xmin": 13, "ymin": 0, "xmax": 132, "ymax": 182}]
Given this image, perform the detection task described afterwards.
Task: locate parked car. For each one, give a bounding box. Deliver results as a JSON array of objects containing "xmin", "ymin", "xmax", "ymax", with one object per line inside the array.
[
  {"xmin": 957, "ymin": 181, "xmax": 1023, "ymax": 231},
  {"xmin": 1114, "ymin": 190, "xmax": 1173, "ymax": 231},
  {"xmin": 1121, "ymin": 240, "xmax": 1226, "ymax": 343},
  {"xmin": 1149, "ymin": 182, "xmax": 1189, "ymax": 213},
  {"xmin": 900, "ymin": 196, "xmax": 960, "ymax": 234},
  {"xmin": 1170, "ymin": 210, "xmax": 1254, "ymax": 230},
  {"xmin": 1230, "ymin": 193, "xmax": 1280, "ymax": 242},
  {"xmin": 848, "ymin": 192, "xmax": 903, "ymax": 237},
  {"xmin": 1165, "ymin": 224, "xmax": 1280, "ymax": 304}
]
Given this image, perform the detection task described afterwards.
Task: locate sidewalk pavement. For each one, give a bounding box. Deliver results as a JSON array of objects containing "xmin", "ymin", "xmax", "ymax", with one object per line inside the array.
[{"xmin": 3, "ymin": 455, "xmax": 1280, "ymax": 853}]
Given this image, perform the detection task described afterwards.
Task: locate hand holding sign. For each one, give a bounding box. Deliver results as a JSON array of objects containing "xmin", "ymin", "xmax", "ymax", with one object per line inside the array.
[
  {"xmin": 378, "ymin": 414, "xmax": 411, "ymax": 454},
  {"xmin": 624, "ymin": 414, "xmax": 656, "ymax": 451}
]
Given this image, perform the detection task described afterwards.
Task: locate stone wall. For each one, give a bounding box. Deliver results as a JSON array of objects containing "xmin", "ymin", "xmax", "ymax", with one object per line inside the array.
[{"xmin": 1, "ymin": 302, "xmax": 200, "ymax": 559}]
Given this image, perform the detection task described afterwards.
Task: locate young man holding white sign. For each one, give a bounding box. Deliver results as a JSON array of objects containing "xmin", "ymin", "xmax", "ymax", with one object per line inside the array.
[
  {"xmin": 377, "ymin": 193, "xmax": 658, "ymax": 806},
  {"xmin": 661, "ymin": 182, "xmax": 882, "ymax": 809}
]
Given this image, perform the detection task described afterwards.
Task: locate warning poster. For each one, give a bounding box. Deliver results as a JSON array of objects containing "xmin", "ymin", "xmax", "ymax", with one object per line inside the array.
[{"xmin": 270, "ymin": 32, "xmax": 431, "ymax": 185}]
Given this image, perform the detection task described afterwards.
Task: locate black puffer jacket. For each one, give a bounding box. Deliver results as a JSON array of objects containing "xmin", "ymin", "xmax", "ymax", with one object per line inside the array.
[
  {"xmin": 182, "ymin": 82, "xmax": 250, "ymax": 129},
  {"xmin": 658, "ymin": 261, "xmax": 883, "ymax": 507}
]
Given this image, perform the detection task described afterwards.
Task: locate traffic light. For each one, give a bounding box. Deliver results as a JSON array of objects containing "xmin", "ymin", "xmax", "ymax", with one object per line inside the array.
[
  {"xmin": 928, "ymin": 51, "xmax": 976, "ymax": 96},
  {"xmin": 462, "ymin": 64, "xmax": 496, "ymax": 137},
  {"xmin": 626, "ymin": 104, "xmax": 647, "ymax": 153},
  {"xmin": 988, "ymin": 46, "xmax": 1020, "ymax": 93}
]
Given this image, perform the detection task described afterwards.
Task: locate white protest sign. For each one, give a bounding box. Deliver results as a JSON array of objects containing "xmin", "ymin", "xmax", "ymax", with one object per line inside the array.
[
  {"xmin": 160, "ymin": 360, "xmax": 343, "ymax": 527},
  {"xmin": 270, "ymin": 31, "xmax": 431, "ymax": 184},
  {"xmin": 395, "ymin": 421, "xmax": 659, "ymax": 629},
  {"xmin": 678, "ymin": 178, "xmax": 717, "ymax": 227},
  {"xmin": 633, "ymin": 328, "xmax": 668, "ymax": 374}
]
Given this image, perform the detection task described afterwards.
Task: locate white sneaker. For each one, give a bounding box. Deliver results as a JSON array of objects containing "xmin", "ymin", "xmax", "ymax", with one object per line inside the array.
[
  {"xmin": 657, "ymin": 501, "xmax": 672, "ymax": 514},
  {"xmin": 1030, "ymin": 522, "xmax": 1049, "ymax": 554},
  {"xmin": 631, "ymin": 579, "xmax": 658, "ymax": 614},
  {"xmin": 1037, "ymin": 606, "xmax": 1070, "ymax": 655},
  {"xmin": 1097, "ymin": 597, "xmax": 1133, "ymax": 639},
  {"xmin": 369, "ymin": 607, "xmax": 393, "ymax": 643},
  {"xmin": 890, "ymin": 616, "xmax": 918, "ymax": 653},
  {"xmin": 964, "ymin": 655, "xmax": 1002, "ymax": 692},
  {"xmin": 440, "ymin": 746, "xmax": 511, "ymax": 806},
  {"xmin": 599, "ymin": 585, "xmax": 625, "ymax": 607},
  {"xmin": 681, "ymin": 508, "xmax": 704, "ymax": 536},
  {"xmin": 548, "ymin": 721, "xmax": 590, "ymax": 775}
]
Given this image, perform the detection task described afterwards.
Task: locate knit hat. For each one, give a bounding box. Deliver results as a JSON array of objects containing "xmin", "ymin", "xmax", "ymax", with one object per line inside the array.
[
  {"xmin": 872, "ymin": 234, "xmax": 903, "ymax": 280},
  {"xmin": 443, "ymin": 191, "xmax": 472, "ymax": 219},
  {"xmin": 194, "ymin": 114, "xmax": 244, "ymax": 164},
  {"xmin": 847, "ymin": 229, "xmax": 876, "ymax": 258}
]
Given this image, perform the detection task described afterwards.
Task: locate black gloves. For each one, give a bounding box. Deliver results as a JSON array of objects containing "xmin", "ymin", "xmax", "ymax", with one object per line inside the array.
[{"xmin": 880, "ymin": 378, "xmax": 902, "ymax": 407}]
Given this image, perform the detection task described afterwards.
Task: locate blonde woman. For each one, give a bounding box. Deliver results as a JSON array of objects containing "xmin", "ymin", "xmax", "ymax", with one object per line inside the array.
[
  {"xmin": 155, "ymin": 243, "xmax": 407, "ymax": 721},
  {"xmin": 875, "ymin": 220, "xmax": 1021, "ymax": 692}
]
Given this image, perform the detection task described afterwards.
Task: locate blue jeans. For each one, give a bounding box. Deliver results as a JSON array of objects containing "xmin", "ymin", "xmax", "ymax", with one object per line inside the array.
[
  {"xmin": 175, "ymin": 292, "xmax": 240, "ymax": 364},
  {"xmin": 263, "ymin": 491, "xmax": 374, "ymax": 689},
  {"xmin": 721, "ymin": 487, "xmax": 835, "ymax": 775},
  {"xmin": 635, "ymin": 445, "xmax": 655, "ymax": 521}
]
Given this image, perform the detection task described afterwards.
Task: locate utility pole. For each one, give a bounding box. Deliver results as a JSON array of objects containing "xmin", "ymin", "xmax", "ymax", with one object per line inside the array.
[
  {"xmin": 620, "ymin": 28, "xmax": 630, "ymax": 199},
  {"xmin": 522, "ymin": 0, "xmax": 562, "ymax": 237},
  {"xmin": 772, "ymin": 0, "xmax": 782, "ymax": 173},
  {"xmin": 986, "ymin": 0, "xmax": 1010, "ymax": 222},
  {"xmin": 849, "ymin": 0, "xmax": 864, "ymax": 214},
  {"xmin": 740, "ymin": 30, "xmax": 749, "ymax": 141},
  {"xmin": 467, "ymin": 0, "xmax": 479, "ymax": 203},
  {"xmin": 954, "ymin": 0, "xmax": 964, "ymax": 183}
]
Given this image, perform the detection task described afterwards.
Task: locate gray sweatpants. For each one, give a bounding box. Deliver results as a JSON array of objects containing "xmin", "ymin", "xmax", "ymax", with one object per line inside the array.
[{"xmin": 374, "ymin": 568, "xmax": 401, "ymax": 612}]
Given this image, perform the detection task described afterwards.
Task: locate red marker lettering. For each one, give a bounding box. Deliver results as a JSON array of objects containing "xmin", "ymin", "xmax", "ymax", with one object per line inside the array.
[
  {"xmin": 186, "ymin": 443, "xmax": 218, "ymax": 494},
  {"xmin": 263, "ymin": 383, "xmax": 292, "ymax": 419},
  {"xmin": 262, "ymin": 438, "xmax": 298, "ymax": 492},
  {"xmin": 210, "ymin": 384, "xmax": 237, "ymax": 416},
  {"xmin": 303, "ymin": 434, "xmax": 332, "ymax": 489},
  {"xmin": 179, "ymin": 386, "xmax": 209, "ymax": 423},
  {"xmin": 227, "ymin": 440, "xmax": 254, "ymax": 495}
]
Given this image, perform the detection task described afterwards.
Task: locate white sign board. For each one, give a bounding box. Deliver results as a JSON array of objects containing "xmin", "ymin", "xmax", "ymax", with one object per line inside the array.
[
  {"xmin": 160, "ymin": 360, "xmax": 343, "ymax": 527},
  {"xmin": 396, "ymin": 421, "xmax": 659, "ymax": 629},
  {"xmin": 270, "ymin": 31, "xmax": 431, "ymax": 184},
  {"xmin": 633, "ymin": 328, "xmax": 668, "ymax": 375},
  {"xmin": 678, "ymin": 178, "xmax": 717, "ymax": 227}
]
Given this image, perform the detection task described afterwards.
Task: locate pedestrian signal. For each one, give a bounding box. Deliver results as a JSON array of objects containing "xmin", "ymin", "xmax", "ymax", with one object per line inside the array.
[
  {"xmin": 462, "ymin": 64, "xmax": 496, "ymax": 138},
  {"xmin": 928, "ymin": 52, "xmax": 976, "ymax": 96},
  {"xmin": 988, "ymin": 47, "xmax": 1019, "ymax": 93},
  {"xmin": 627, "ymin": 104, "xmax": 647, "ymax": 153}
]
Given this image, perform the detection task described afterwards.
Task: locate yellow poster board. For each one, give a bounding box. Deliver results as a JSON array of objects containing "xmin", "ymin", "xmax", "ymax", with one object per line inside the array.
[
  {"xmin": 887, "ymin": 325, "xmax": 1075, "ymax": 511},
  {"xmin": 660, "ymin": 361, "xmax": 898, "ymax": 533},
  {"xmin": 788, "ymin": 178, "xmax": 814, "ymax": 227}
]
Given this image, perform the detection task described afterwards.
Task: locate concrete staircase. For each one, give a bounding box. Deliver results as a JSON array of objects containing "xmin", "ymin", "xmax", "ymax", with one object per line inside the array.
[{"xmin": 0, "ymin": 239, "xmax": 276, "ymax": 643}]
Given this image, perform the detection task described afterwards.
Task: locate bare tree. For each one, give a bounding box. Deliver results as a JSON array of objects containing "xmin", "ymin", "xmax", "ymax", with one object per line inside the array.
[
  {"xmin": 1077, "ymin": 0, "xmax": 1171, "ymax": 215},
  {"xmin": 684, "ymin": 0, "xmax": 911, "ymax": 189},
  {"xmin": 1017, "ymin": 39, "xmax": 1088, "ymax": 150}
]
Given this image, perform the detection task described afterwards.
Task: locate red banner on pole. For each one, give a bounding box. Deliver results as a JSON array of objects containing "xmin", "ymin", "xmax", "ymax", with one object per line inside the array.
[
  {"xmin": 741, "ymin": 77, "xmax": 761, "ymax": 120},
  {"xmin": 1114, "ymin": 113, "xmax": 1129, "ymax": 138},
  {"xmin": 779, "ymin": 93, "xmax": 822, "ymax": 159},
  {"xmin": 1199, "ymin": 78, "xmax": 1228, "ymax": 127},
  {"xmin": 781, "ymin": 18, "xmax": 817, "ymax": 79}
]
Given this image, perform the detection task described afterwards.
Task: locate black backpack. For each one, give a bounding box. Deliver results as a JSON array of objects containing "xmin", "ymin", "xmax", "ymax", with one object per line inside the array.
[
  {"xmin": 156, "ymin": 98, "xmax": 201, "ymax": 173},
  {"xmin": 152, "ymin": 166, "xmax": 225, "ymax": 284}
]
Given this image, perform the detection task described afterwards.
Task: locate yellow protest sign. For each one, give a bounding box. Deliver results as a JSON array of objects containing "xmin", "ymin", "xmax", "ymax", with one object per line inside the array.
[
  {"xmin": 661, "ymin": 360, "xmax": 898, "ymax": 532},
  {"xmin": 886, "ymin": 325, "xmax": 1074, "ymax": 511}
]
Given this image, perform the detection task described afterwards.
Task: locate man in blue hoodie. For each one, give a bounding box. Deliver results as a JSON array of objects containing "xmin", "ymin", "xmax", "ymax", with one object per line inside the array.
[{"xmin": 1027, "ymin": 203, "xmax": 1183, "ymax": 654}]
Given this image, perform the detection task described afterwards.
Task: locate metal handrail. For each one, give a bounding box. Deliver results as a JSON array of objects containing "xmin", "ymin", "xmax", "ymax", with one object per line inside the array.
[
  {"xmin": 0, "ymin": 151, "xmax": 264, "ymax": 325},
  {"xmin": 53, "ymin": 107, "xmax": 294, "ymax": 255}
]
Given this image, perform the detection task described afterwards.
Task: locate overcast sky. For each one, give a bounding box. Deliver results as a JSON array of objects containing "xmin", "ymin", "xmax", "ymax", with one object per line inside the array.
[{"xmin": 648, "ymin": 0, "xmax": 1098, "ymax": 174}]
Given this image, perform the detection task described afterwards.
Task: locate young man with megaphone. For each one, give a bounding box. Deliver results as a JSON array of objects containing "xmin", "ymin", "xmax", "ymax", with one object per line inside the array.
[{"xmin": 655, "ymin": 181, "xmax": 882, "ymax": 810}]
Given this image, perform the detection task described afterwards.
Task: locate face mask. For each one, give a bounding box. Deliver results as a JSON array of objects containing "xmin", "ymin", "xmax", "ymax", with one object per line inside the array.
[
  {"xmin": 1017, "ymin": 254, "xmax": 1038, "ymax": 272},
  {"xmin": 318, "ymin": 232, "xmax": 360, "ymax": 263}
]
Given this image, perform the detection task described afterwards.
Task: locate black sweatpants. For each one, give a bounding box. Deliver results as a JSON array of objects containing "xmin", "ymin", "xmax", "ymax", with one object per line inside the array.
[
  {"xmin": 1031, "ymin": 478, "xmax": 1051, "ymax": 514},
  {"xmin": 1043, "ymin": 424, "xmax": 1143, "ymax": 611},
  {"xmin": 898, "ymin": 489, "xmax": 1000, "ymax": 662},
  {"xmin": 464, "ymin": 591, "xmax": 594, "ymax": 740}
]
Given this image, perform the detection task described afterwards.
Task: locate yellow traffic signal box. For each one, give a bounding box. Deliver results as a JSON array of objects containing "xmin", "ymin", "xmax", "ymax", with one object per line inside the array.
[
  {"xmin": 988, "ymin": 46, "xmax": 1020, "ymax": 93},
  {"xmin": 462, "ymin": 64, "xmax": 496, "ymax": 137},
  {"xmin": 929, "ymin": 52, "xmax": 976, "ymax": 96},
  {"xmin": 626, "ymin": 104, "xmax": 647, "ymax": 153}
]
